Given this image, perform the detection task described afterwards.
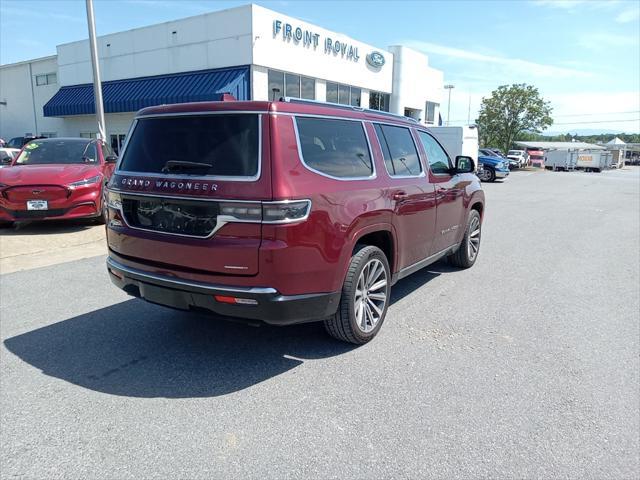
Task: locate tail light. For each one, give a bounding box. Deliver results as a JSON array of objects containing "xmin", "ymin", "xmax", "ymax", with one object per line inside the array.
[{"xmin": 106, "ymin": 190, "xmax": 311, "ymax": 227}]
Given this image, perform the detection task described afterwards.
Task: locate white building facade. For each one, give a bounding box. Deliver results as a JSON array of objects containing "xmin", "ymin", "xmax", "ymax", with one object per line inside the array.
[{"xmin": 0, "ymin": 4, "xmax": 443, "ymax": 153}]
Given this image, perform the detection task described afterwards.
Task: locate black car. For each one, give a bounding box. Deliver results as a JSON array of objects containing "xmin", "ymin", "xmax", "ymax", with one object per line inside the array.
[{"xmin": 6, "ymin": 136, "xmax": 45, "ymax": 149}]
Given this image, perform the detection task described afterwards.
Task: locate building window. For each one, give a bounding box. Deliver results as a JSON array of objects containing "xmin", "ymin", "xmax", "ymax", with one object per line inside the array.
[
  {"xmin": 40, "ymin": 132, "xmax": 57, "ymax": 138},
  {"xmin": 425, "ymin": 101, "xmax": 439, "ymax": 124},
  {"xmin": 327, "ymin": 82, "xmax": 361, "ymax": 106},
  {"xmin": 80, "ymin": 132, "xmax": 98, "ymax": 139},
  {"xmin": 110, "ymin": 134, "xmax": 127, "ymax": 156},
  {"xmin": 268, "ymin": 69, "xmax": 284, "ymax": 101},
  {"xmin": 369, "ymin": 91, "xmax": 390, "ymax": 112},
  {"xmin": 35, "ymin": 73, "xmax": 57, "ymax": 86},
  {"xmin": 268, "ymin": 69, "xmax": 315, "ymax": 101},
  {"xmin": 326, "ymin": 82, "xmax": 338, "ymax": 103},
  {"xmin": 285, "ymin": 73, "xmax": 301, "ymax": 98},
  {"xmin": 301, "ymin": 76, "xmax": 315, "ymax": 100}
]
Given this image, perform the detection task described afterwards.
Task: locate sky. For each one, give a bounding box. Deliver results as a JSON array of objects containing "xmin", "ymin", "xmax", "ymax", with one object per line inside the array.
[{"xmin": 1, "ymin": 0, "xmax": 639, "ymax": 133}]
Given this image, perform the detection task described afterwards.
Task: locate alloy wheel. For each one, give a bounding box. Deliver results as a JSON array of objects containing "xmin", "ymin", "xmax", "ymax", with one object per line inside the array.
[
  {"xmin": 353, "ymin": 258, "xmax": 388, "ymax": 333},
  {"xmin": 467, "ymin": 215, "xmax": 481, "ymax": 261}
]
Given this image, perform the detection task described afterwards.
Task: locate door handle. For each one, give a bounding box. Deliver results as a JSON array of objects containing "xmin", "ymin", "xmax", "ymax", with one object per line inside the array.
[{"xmin": 393, "ymin": 191, "xmax": 408, "ymax": 201}]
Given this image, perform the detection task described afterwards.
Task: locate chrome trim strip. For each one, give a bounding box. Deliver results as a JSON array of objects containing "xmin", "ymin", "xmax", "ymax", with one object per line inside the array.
[
  {"xmin": 106, "ymin": 256, "xmax": 277, "ymax": 294},
  {"xmin": 292, "ymin": 116, "xmax": 376, "ymax": 182},
  {"xmin": 115, "ymin": 114, "xmax": 262, "ymax": 183},
  {"xmin": 106, "ymin": 191, "xmax": 311, "ymax": 239},
  {"xmin": 372, "ymin": 122, "xmax": 426, "ymax": 179}
]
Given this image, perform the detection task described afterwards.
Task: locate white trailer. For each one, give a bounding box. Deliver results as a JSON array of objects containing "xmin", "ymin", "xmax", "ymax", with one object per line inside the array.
[
  {"xmin": 545, "ymin": 150, "xmax": 577, "ymax": 171},
  {"xmin": 427, "ymin": 126, "xmax": 479, "ymax": 172},
  {"xmin": 575, "ymin": 151, "xmax": 612, "ymax": 172}
]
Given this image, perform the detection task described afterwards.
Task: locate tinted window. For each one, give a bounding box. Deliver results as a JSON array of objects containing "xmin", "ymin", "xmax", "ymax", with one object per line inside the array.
[
  {"xmin": 296, "ymin": 117, "xmax": 373, "ymax": 178},
  {"xmin": 15, "ymin": 140, "xmax": 94, "ymax": 165},
  {"xmin": 119, "ymin": 115, "xmax": 259, "ymax": 177},
  {"xmin": 374, "ymin": 124, "xmax": 422, "ymax": 176},
  {"xmin": 417, "ymin": 131, "xmax": 451, "ymax": 174}
]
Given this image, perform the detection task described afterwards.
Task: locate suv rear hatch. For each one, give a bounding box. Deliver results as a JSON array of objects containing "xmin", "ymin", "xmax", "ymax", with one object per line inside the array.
[{"xmin": 107, "ymin": 110, "xmax": 270, "ymax": 276}]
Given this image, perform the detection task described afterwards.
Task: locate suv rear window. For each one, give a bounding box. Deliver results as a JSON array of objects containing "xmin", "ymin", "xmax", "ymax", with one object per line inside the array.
[
  {"xmin": 295, "ymin": 117, "xmax": 373, "ymax": 178},
  {"xmin": 374, "ymin": 124, "xmax": 422, "ymax": 177},
  {"xmin": 119, "ymin": 114, "xmax": 259, "ymax": 177}
]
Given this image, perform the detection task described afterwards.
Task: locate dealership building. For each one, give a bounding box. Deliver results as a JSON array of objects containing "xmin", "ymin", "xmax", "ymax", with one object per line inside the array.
[{"xmin": 0, "ymin": 4, "xmax": 444, "ymax": 154}]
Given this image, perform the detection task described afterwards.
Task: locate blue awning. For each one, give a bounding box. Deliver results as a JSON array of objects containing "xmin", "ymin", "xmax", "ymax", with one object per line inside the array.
[{"xmin": 43, "ymin": 66, "xmax": 249, "ymax": 117}]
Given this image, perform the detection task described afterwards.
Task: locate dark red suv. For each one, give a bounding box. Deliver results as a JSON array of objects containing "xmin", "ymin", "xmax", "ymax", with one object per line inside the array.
[{"xmin": 105, "ymin": 99, "xmax": 484, "ymax": 344}]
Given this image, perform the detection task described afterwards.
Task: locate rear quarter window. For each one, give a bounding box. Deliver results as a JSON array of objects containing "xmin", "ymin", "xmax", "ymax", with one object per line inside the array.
[
  {"xmin": 374, "ymin": 124, "xmax": 422, "ymax": 177},
  {"xmin": 119, "ymin": 114, "xmax": 259, "ymax": 178},
  {"xmin": 295, "ymin": 117, "xmax": 373, "ymax": 179}
]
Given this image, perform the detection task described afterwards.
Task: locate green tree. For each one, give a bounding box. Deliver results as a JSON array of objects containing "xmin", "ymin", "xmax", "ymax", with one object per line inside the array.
[{"xmin": 476, "ymin": 84, "xmax": 553, "ymax": 153}]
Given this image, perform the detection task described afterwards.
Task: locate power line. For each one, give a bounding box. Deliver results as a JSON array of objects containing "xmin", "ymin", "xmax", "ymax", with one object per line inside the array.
[{"xmin": 553, "ymin": 110, "xmax": 640, "ymax": 118}]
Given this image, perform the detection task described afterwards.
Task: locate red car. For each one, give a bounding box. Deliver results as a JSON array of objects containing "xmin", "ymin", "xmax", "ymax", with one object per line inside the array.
[
  {"xmin": 0, "ymin": 138, "xmax": 117, "ymax": 226},
  {"xmin": 106, "ymin": 99, "xmax": 485, "ymax": 344}
]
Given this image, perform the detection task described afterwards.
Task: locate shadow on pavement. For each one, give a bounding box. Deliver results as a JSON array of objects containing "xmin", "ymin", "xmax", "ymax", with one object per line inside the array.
[
  {"xmin": 0, "ymin": 218, "xmax": 97, "ymax": 235},
  {"xmin": 4, "ymin": 261, "xmax": 446, "ymax": 398}
]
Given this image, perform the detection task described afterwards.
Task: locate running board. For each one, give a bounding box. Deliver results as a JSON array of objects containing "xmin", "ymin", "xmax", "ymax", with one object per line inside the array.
[{"xmin": 392, "ymin": 243, "xmax": 460, "ymax": 284}]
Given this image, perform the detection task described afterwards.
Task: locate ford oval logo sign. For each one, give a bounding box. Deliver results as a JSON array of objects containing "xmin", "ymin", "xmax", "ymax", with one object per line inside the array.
[{"xmin": 366, "ymin": 51, "xmax": 386, "ymax": 68}]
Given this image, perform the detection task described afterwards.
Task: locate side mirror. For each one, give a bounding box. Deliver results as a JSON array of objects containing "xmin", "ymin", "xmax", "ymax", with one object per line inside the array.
[
  {"xmin": 105, "ymin": 155, "xmax": 118, "ymax": 164},
  {"xmin": 455, "ymin": 155, "xmax": 475, "ymax": 174}
]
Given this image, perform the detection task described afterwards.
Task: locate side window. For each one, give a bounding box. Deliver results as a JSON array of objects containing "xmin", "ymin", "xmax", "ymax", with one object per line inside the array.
[
  {"xmin": 84, "ymin": 143, "xmax": 98, "ymax": 163},
  {"xmin": 295, "ymin": 117, "xmax": 373, "ymax": 179},
  {"xmin": 374, "ymin": 124, "xmax": 422, "ymax": 177},
  {"xmin": 417, "ymin": 131, "xmax": 452, "ymax": 175}
]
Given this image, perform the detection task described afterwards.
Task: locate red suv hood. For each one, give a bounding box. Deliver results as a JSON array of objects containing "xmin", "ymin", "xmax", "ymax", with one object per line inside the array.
[{"xmin": 0, "ymin": 164, "xmax": 101, "ymax": 185}]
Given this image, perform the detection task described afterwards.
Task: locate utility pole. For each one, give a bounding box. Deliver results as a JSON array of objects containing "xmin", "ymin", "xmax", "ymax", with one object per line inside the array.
[
  {"xmin": 444, "ymin": 84, "xmax": 454, "ymax": 126},
  {"xmin": 467, "ymin": 93, "xmax": 471, "ymax": 125},
  {"xmin": 85, "ymin": 0, "xmax": 106, "ymax": 140}
]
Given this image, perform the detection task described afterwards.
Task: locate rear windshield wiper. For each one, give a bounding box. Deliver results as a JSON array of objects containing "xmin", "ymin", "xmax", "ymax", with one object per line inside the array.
[{"xmin": 161, "ymin": 160, "xmax": 212, "ymax": 173}]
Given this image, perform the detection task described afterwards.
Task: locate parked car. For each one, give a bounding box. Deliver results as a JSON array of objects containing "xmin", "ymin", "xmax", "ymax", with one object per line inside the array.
[
  {"xmin": 477, "ymin": 153, "xmax": 510, "ymax": 182},
  {"xmin": 507, "ymin": 149, "xmax": 528, "ymax": 168},
  {"xmin": 105, "ymin": 99, "xmax": 485, "ymax": 344},
  {"xmin": 6, "ymin": 135, "xmax": 45, "ymax": 149},
  {"xmin": 0, "ymin": 148, "xmax": 20, "ymax": 168},
  {"xmin": 0, "ymin": 138, "xmax": 117, "ymax": 227}
]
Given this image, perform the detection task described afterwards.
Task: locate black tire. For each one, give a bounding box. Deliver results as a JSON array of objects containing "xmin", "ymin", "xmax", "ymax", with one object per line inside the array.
[
  {"xmin": 448, "ymin": 209, "xmax": 482, "ymax": 269},
  {"xmin": 0, "ymin": 221, "xmax": 14, "ymax": 229},
  {"xmin": 485, "ymin": 167, "xmax": 496, "ymax": 182},
  {"xmin": 324, "ymin": 245, "xmax": 391, "ymax": 345}
]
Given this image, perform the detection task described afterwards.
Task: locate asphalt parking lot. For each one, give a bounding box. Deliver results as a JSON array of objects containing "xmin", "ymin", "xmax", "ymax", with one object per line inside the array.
[{"xmin": 1, "ymin": 168, "xmax": 638, "ymax": 479}]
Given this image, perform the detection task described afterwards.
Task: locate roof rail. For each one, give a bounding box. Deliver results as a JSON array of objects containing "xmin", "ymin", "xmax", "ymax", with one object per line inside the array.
[{"xmin": 280, "ymin": 97, "xmax": 420, "ymax": 124}]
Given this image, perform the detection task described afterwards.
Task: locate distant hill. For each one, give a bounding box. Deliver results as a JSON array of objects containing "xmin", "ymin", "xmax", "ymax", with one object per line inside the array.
[{"xmin": 518, "ymin": 131, "xmax": 640, "ymax": 144}]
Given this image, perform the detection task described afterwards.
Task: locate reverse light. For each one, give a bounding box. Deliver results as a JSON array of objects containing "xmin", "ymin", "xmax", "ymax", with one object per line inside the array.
[
  {"xmin": 218, "ymin": 202, "xmax": 262, "ymax": 221},
  {"xmin": 69, "ymin": 175, "xmax": 102, "ymax": 189}
]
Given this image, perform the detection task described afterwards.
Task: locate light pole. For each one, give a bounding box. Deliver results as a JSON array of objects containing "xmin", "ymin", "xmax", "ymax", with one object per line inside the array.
[
  {"xmin": 444, "ymin": 84, "xmax": 454, "ymax": 126},
  {"xmin": 85, "ymin": 0, "xmax": 106, "ymax": 140}
]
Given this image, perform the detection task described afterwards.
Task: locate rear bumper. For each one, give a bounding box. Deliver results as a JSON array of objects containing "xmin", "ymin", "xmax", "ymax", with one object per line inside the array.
[{"xmin": 106, "ymin": 256, "xmax": 341, "ymax": 325}]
